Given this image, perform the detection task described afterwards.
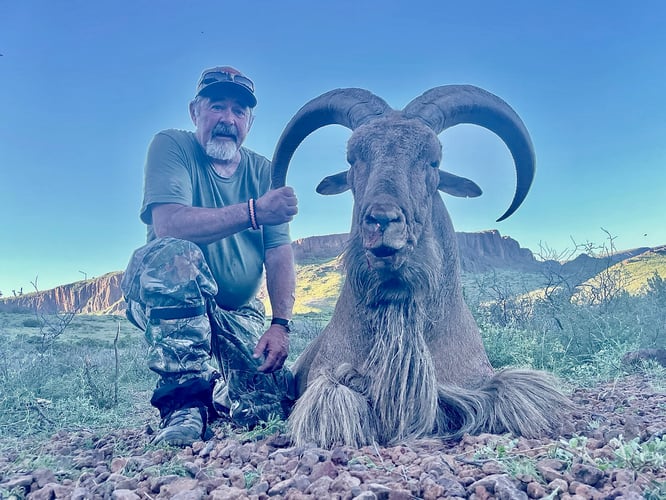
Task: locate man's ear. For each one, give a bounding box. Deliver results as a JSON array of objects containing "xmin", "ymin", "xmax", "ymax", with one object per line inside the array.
[
  {"xmin": 438, "ymin": 170, "xmax": 482, "ymax": 198},
  {"xmin": 316, "ymin": 170, "xmax": 350, "ymax": 195},
  {"xmin": 189, "ymin": 101, "xmax": 198, "ymax": 126}
]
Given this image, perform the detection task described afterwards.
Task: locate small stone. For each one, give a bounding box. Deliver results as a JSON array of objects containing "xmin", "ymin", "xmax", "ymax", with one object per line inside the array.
[
  {"xmin": 481, "ymin": 460, "xmax": 504, "ymax": 475},
  {"xmin": 208, "ymin": 485, "xmax": 250, "ymax": 499},
  {"xmin": 310, "ymin": 459, "xmax": 339, "ymax": 481},
  {"xmin": 70, "ymin": 487, "xmax": 92, "ymax": 500},
  {"xmin": 330, "ymin": 471, "xmax": 361, "ymax": 492},
  {"xmin": 300, "ymin": 449, "xmax": 321, "ymax": 468},
  {"xmin": 436, "ymin": 476, "xmax": 466, "ymax": 497},
  {"xmin": 158, "ymin": 478, "xmax": 199, "ymax": 497},
  {"xmin": 331, "ymin": 446, "xmax": 349, "ymax": 466},
  {"xmin": 223, "ymin": 466, "xmax": 245, "ymax": 489},
  {"xmin": 110, "ymin": 457, "xmax": 128, "ymax": 473},
  {"xmin": 32, "ymin": 468, "xmax": 56, "ymax": 488},
  {"xmin": 111, "ymin": 489, "xmax": 141, "ymax": 500},
  {"xmin": 526, "ymin": 481, "xmax": 546, "ymax": 498},
  {"xmin": 571, "ymin": 463, "xmax": 605, "ymax": 487},
  {"xmin": 387, "ymin": 489, "xmax": 413, "ymax": 500},
  {"xmin": 537, "ymin": 458, "xmax": 567, "ymax": 471},
  {"xmin": 493, "ymin": 475, "xmax": 528, "ymax": 500},
  {"xmin": 537, "ymin": 465, "xmax": 566, "ymax": 483},
  {"xmin": 249, "ymin": 480, "xmax": 269, "ymax": 495},
  {"xmin": 548, "ymin": 478, "xmax": 569, "ymax": 496},
  {"xmin": 0, "ymin": 474, "xmax": 33, "ymax": 490},
  {"xmin": 352, "ymin": 492, "xmax": 378, "ymax": 500},
  {"xmin": 306, "ymin": 476, "xmax": 334, "ymax": 497},
  {"xmin": 612, "ymin": 469, "xmax": 636, "ymax": 487},
  {"xmin": 265, "ymin": 433, "xmax": 291, "ymax": 448},
  {"xmin": 574, "ymin": 484, "xmax": 602, "ymax": 499},
  {"xmin": 268, "ymin": 477, "xmax": 295, "ymax": 496},
  {"xmin": 28, "ymin": 483, "xmax": 73, "ymax": 500}
]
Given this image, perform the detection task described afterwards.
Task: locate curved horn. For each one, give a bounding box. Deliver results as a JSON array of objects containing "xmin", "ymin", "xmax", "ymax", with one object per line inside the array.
[
  {"xmin": 403, "ymin": 85, "xmax": 536, "ymax": 222},
  {"xmin": 271, "ymin": 88, "xmax": 391, "ymax": 188}
]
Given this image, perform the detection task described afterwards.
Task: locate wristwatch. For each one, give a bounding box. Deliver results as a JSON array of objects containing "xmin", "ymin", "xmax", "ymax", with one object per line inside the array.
[{"xmin": 270, "ymin": 317, "xmax": 292, "ymax": 333}]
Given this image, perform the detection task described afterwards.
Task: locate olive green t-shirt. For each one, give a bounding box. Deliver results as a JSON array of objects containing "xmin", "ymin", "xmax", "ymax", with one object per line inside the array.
[{"xmin": 140, "ymin": 129, "xmax": 291, "ymax": 310}]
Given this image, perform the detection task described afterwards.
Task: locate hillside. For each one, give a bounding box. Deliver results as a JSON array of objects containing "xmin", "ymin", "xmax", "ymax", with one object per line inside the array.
[{"xmin": 1, "ymin": 232, "xmax": 664, "ymax": 316}]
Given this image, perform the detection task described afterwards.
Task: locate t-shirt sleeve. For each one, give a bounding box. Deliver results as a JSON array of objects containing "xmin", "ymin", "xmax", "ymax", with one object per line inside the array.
[
  {"xmin": 263, "ymin": 221, "xmax": 291, "ymax": 249},
  {"xmin": 140, "ymin": 132, "xmax": 193, "ymax": 224}
]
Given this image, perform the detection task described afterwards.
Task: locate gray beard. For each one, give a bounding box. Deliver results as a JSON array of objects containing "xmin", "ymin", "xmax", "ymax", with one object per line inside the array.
[
  {"xmin": 363, "ymin": 301, "xmax": 438, "ymax": 444},
  {"xmin": 205, "ymin": 138, "xmax": 238, "ymax": 161}
]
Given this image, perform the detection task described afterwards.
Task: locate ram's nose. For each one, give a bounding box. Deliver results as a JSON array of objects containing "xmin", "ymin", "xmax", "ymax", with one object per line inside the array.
[
  {"xmin": 362, "ymin": 203, "xmax": 407, "ymax": 250},
  {"xmin": 363, "ymin": 203, "xmax": 405, "ymax": 232}
]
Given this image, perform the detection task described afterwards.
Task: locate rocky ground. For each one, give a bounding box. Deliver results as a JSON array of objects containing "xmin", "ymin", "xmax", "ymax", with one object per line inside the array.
[{"xmin": 1, "ymin": 374, "xmax": 665, "ymax": 500}]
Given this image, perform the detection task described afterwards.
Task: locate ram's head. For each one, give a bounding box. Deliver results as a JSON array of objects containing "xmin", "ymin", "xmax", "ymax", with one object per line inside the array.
[{"xmin": 271, "ymin": 86, "xmax": 535, "ymax": 274}]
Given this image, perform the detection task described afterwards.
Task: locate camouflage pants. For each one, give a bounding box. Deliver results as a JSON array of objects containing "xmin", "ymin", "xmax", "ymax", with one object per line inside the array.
[{"xmin": 121, "ymin": 237, "xmax": 295, "ymax": 428}]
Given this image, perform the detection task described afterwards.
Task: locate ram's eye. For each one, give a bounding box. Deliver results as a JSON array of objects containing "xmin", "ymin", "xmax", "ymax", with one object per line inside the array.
[{"xmin": 430, "ymin": 160, "xmax": 440, "ymax": 168}]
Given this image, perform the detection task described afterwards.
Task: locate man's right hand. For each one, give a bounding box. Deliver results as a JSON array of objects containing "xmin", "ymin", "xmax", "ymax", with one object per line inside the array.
[{"xmin": 255, "ymin": 186, "xmax": 298, "ymax": 226}]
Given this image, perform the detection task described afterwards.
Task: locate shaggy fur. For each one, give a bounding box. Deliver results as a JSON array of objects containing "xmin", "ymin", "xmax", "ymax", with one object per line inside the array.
[
  {"xmin": 435, "ymin": 369, "xmax": 572, "ymax": 440},
  {"xmin": 290, "ymin": 233, "xmax": 572, "ymax": 448},
  {"xmin": 273, "ymin": 86, "xmax": 573, "ymax": 448},
  {"xmin": 289, "ymin": 363, "xmax": 376, "ymax": 448}
]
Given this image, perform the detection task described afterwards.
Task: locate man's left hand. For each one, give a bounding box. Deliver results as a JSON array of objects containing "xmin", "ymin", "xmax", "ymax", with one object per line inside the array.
[{"xmin": 253, "ymin": 324, "xmax": 289, "ymax": 372}]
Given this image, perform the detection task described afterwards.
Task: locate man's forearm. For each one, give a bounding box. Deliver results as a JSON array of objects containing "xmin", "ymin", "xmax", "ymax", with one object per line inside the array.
[
  {"xmin": 265, "ymin": 244, "xmax": 296, "ymax": 320},
  {"xmin": 152, "ymin": 203, "xmax": 252, "ymax": 244}
]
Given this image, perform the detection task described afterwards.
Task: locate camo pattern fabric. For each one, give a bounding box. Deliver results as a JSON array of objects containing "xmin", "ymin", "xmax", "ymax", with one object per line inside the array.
[{"xmin": 122, "ymin": 237, "xmax": 295, "ymax": 428}]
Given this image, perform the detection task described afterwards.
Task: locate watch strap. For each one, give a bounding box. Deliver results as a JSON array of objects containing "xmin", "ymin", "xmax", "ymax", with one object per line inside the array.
[{"xmin": 270, "ymin": 317, "xmax": 291, "ymax": 332}]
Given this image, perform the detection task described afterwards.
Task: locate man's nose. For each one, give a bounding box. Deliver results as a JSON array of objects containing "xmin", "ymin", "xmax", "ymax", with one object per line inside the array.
[{"xmin": 218, "ymin": 109, "xmax": 235, "ymax": 123}]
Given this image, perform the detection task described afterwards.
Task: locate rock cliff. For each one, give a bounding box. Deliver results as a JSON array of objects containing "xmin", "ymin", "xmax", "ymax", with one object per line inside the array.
[
  {"xmin": 456, "ymin": 230, "xmax": 539, "ymax": 272},
  {"xmin": 0, "ymin": 272, "xmax": 125, "ymax": 315},
  {"xmin": 0, "ymin": 231, "xmax": 546, "ymax": 315},
  {"xmin": 291, "ymin": 230, "xmax": 540, "ymax": 272}
]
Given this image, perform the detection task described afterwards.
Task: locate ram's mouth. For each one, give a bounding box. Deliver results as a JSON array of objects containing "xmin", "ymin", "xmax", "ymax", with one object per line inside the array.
[
  {"xmin": 370, "ymin": 245, "xmax": 398, "ymax": 258},
  {"xmin": 365, "ymin": 245, "xmax": 404, "ymax": 270}
]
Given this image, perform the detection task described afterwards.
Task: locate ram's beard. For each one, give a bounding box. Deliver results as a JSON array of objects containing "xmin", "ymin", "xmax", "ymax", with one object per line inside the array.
[
  {"xmin": 344, "ymin": 233, "xmax": 441, "ymax": 309},
  {"xmin": 362, "ymin": 301, "xmax": 439, "ymax": 443},
  {"xmin": 343, "ymin": 233, "xmax": 443, "ymax": 442},
  {"xmin": 205, "ymin": 138, "xmax": 238, "ymax": 161}
]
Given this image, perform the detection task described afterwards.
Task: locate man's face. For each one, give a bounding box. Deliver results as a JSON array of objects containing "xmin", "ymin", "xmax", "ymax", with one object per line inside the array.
[{"xmin": 191, "ymin": 96, "xmax": 254, "ymax": 161}]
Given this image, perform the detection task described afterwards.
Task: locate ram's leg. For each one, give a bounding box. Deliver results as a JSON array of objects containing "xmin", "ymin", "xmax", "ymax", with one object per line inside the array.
[
  {"xmin": 435, "ymin": 369, "xmax": 573, "ymax": 440},
  {"xmin": 476, "ymin": 368, "xmax": 573, "ymax": 438},
  {"xmin": 289, "ymin": 363, "xmax": 376, "ymax": 447}
]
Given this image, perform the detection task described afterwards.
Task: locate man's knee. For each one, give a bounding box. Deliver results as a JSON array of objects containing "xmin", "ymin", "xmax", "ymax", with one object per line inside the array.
[{"xmin": 121, "ymin": 238, "xmax": 218, "ymax": 309}]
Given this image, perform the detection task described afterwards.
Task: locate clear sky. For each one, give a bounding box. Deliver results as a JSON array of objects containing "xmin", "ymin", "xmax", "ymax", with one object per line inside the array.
[{"xmin": 1, "ymin": 0, "xmax": 665, "ymax": 294}]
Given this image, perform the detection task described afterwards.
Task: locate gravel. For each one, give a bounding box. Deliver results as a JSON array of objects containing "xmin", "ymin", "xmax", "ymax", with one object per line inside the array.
[{"xmin": 1, "ymin": 374, "xmax": 665, "ymax": 499}]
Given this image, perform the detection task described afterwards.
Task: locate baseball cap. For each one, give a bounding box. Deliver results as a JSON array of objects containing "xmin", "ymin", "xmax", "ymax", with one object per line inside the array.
[{"xmin": 195, "ymin": 66, "xmax": 257, "ymax": 108}]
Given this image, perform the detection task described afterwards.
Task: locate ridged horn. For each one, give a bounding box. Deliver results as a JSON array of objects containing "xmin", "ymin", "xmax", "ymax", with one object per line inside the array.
[
  {"xmin": 403, "ymin": 85, "xmax": 536, "ymax": 222},
  {"xmin": 271, "ymin": 88, "xmax": 391, "ymax": 188}
]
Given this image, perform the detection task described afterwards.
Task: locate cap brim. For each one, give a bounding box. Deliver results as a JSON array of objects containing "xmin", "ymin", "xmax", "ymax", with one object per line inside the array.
[{"xmin": 197, "ymin": 82, "xmax": 257, "ymax": 108}]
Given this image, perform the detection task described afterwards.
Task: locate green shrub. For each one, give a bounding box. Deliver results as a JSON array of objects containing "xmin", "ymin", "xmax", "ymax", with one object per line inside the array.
[{"xmin": 21, "ymin": 317, "xmax": 42, "ymax": 328}]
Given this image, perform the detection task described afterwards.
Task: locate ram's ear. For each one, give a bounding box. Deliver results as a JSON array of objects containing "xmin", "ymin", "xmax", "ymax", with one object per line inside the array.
[
  {"xmin": 316, "ymin": 170, "xmax": 350, "ymax": 195},
  {"xmin": 438, "ymin": 170, "xmax": 482, "ymax": 198}
]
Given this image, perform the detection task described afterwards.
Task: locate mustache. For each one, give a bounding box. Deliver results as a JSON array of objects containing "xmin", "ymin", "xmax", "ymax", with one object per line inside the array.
[{"xmin": 212, "ymin": 123, "xmax": 238, "ymax": 138}]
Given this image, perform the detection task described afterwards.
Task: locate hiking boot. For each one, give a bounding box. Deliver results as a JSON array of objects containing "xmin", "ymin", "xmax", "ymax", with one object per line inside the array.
[{"xmin": 152, "ymin": 406, "xmax": 207, "ymax": 447}]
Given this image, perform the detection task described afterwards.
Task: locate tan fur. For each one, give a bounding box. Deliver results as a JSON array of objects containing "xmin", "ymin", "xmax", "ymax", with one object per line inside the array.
[
  {"xmin": 435, "ymin": 369, "xmax": 572, "ymax": 440},
  {"xmin": 364, "ymin": 303, "xmax": 439, "ymax": 444},
  {"xmin": 289, "ymin": 364, "xmax": 375, "ymax": 447},
  {"xmin": 272, "ymin": 87, "xmax": 573, "ymax": 448}
]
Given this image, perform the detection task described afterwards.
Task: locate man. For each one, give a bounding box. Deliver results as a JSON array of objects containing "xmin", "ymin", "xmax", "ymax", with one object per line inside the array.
[{"xmin": 121, "ymin": 66, "xmax": 298, "ymax": 446}]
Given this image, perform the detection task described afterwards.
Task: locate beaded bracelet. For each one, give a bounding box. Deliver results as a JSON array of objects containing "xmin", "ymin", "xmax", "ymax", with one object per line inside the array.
[{"xmin": 248, "ymin": 198, "xmax": 260, "ymax": 230}]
